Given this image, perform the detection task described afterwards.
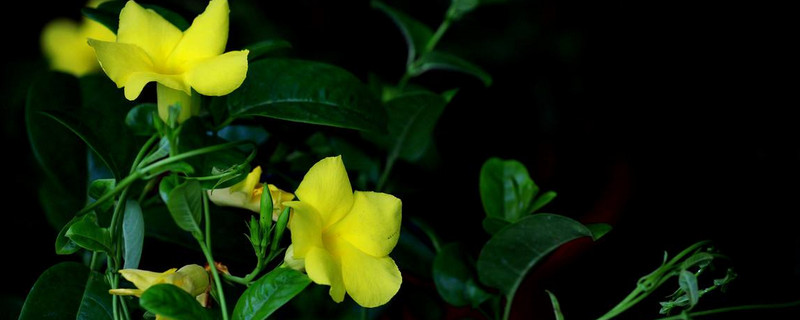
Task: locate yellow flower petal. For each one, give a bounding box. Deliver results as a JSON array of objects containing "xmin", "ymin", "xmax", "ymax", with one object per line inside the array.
[
  {"xmin": 41, "ymin": 16, "xmax": 113, "ymax": 76},
  {"xmin": 167, "ymin": 0, "xmax": 230, "ymax": 69},
  {"xmin": 230, "ymin": 166, "xmax": 262, "ymax": 194},
  {"xmin": 88, "ymin": 39, "xmax": 156, "ymax": 98},
  {"xmin": 329, "ymin": 191, "xmax": 402, "ymax": 257},
  {"xmin": 294, "ymin": 156, "xmax": 354, "ymax": 228},
  {"xmin": 338, "ymin": 240, "xmax": 402, "ymax": 308},
  {"xmin": 116, "ymin": 0, "xmax": 182, "ymax": 68},
  {"xmin": 283, "ymin": 245, "xmax": 306, "ymax": 271},
  {"xmin": 285, "ymin": 201, "xmax": 323, "ymax": 257},
  {"xmin": 267, "ymin": 184, "xmax": 295, "ymax": 220},
  {"xmin": 305, "ymin": 246, "xmax": 346, "ymax": 303},
  {"xmin": 118, "ymin": 268, "xmax": 177, "ymax": 296},
  {"xmin": 186, "ymin": 50, "xmax": 249, "ymax": 96}
]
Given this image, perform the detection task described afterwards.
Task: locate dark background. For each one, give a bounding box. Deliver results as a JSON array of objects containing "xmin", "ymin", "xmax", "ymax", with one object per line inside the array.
[{"xmin": 2, "ymin": 0, "xmax": 797, "ymax": 319}]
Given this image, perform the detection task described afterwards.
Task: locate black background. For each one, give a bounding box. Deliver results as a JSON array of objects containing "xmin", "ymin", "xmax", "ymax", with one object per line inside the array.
[{"xmin": 2, "ymin": 0, "xmax": 798, "ymax": 319}]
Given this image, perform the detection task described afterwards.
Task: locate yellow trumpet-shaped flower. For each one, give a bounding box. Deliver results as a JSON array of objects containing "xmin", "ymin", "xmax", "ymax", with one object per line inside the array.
[
  {"xmin": 208, "ymin": 166, "xmax": 295, "ymax": 220},
  {"xmin": 88, "ymin": 0, "xmax": 249, "ymax": 123},
  {"xmin": 109, "ymin": 264, "xmax": 209, "ymax": 298},
  {"xmin": 284, "ymin": 156, "xmax": 402, "ymax": 308},
  {"xmin": 41, "ymin": 0, "xmax": 115, "ymax": 76}
]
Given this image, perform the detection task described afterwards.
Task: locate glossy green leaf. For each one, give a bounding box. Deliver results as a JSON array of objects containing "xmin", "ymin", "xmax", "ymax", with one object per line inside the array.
[
  {"xmin": 413, "ymin": 51, "xmax": 493, "ymax": 86},
  {"xmin": 371, "ymin": 0, "xmax": 433, "ymax": 64},
  {"xmin": 140, "ymin": 284, "xmax": 213, "ymax": 320},
  {"xmin": 20, "ymin": 262, "xmax": 111, "ymax": 320},
  {"xmin": 159, "ymin": 174, "xmax": 179, "ymax": 204},
  {"xmin": 126, "ymin": 103, "xmax": 157, "ymax": 136},
  {"xmin": 477, "ymin": 214, "xmax": 593, "ymax": 296},
  {"xmin": 245, "ymin": 39, "xmax": 292, "ymax": 61},
  {"xmin": 123, "ymin": 200, "xmax": 144, "ymax": 269},
  {"xmin": 479, "ymin": 158, "xmax": 538, "ymax": 223},
  {"xmin": 66, "ymin": 213, "xmax": 112, "ymax": 253},
  {"xmin": 83, "ymin": 0, "xmax": 190, "ymax": 34},
  {"xmin": 433, "ymin": 243, "xmax": 492, "ymax": 307},
  {"xmin": 585, "ymin": 223, "xmax": 612, "ymax": 241},
  {"xmin": 546, "ymin": 290, "xmax": 565, "ymax": 320},
  {"xmin": 166, "ymin": 180, "xmax": 203, "ymax": 236},
  {"xmin": 88, "ymin": 178, "xmax": 116, "ymax": 213},
  {"xmin": 141, "ymin": 137, "xmax": 170, "ymax": 168},
  {"xmin": 227, "ymin": 58, "xmax": 386, "ymax": 132},
  {"xmin": 232, "ymin": 268, "xmax": 311, "ymax": 320},
  {"xmin": 679, "ymin": 270, "xmax": 699, "ymax": 307},
  {"xmin": 365, "ymin": 91, "xmax": 446, "ymax": 162}
]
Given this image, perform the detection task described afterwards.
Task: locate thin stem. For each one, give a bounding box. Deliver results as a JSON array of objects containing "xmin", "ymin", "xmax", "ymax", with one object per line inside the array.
[
  {"xmin": 376, "ymin": 151, "xmax": 397, "ymax": 192},
  {"xmin": 119, "ymin": 298, "xmax": 131, "ymax": 320},
  {"xmin": 424, "ymin": 17, "xmax": 451, "ymax": 54},
  {"xmin": 222, "ymin": 273, "xmax": 251, "ymax": 286},
  {"xmin": 654, "ymin": 300, "xmax": 800, "ymax": 320},
  {"xmin": 203, "ymin": 192, "xmax": 212, "ymax": 250},
  {"xmin": 131, "ymin": 135, "xmax": 159, "ymax": 174},
  {"xmin": 502, "ymin": 294, "xmax": 513, "ymax": 320},
  {"xmin": 199, "ymin": 241, "xmax": 229, "ymax": 320}
]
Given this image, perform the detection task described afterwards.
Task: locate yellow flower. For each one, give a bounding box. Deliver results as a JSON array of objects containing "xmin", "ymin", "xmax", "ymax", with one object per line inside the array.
[
  {"xmin": 284, "ymin": 156, "xmax": 402, "ymax": 308},
  {"xmin": 40, "ymin": 0, "xmax": 115, "ymax": 76},
  {"xmin": 109, "ymin": 264, "xmax": 209, "ymax": 300},
  {"xmin": 88, "ymin": 0, "xmax": 249, "ymax": 123},
  {"xmin": 208, "ymin": 166, "xmax": 295, "ymax": 220}
]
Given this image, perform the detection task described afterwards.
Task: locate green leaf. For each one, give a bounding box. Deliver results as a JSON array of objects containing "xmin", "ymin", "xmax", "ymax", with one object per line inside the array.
[
  {"xmin": 477, "ymin": 214, "xmax": 593, "ymax": 296},
  {"xmin": 26, "ymin": 72, "xmax": 87, "ymax": 203},
  {"xmin": 159, "ymin": 174, "xmax": 179, "ymax": 204},
  {"xmin": 449, "ymin": 0, "xmax": 480, "ymax": 20},
  {"xmin": 140, "ymin": 284, "xmax": 213, "ymax": 320},
  {"xmin": 166, "ymin": 180, "xmax": 203, "ymax": 236},
  {"xmin": 55, "ymin": 216, "xmax": 82, "ymax": 255},
  {"xmin": 176, "ymin": 119, "xmax": 252, "ymax": 189},
  {"xmin": 413, "ymin": 51, "xmax": 493, "ymax": 86},
  {"xmin": 528, "ymin": 190, "xmax": 557, "ymax": 213},
  {"xmin": 433, "ymin": 243, "xmax": 492, "ymax": 307},
  {"xmin": 585, "ymin": 223, "xmax": 612, "ymax": 241},
  {"xmin": 83, "ymin": 0, "xmax": 190, "ymax": 33},
  {"xmin": 20, "ymin": 262, "xmax": 112, "ymax": 320},
  {"xmin": 126, "ymin": 103, "xmax": 157, "ymax": 136},
  {"xmin": 41, "ymin": 180, "xmax": 84, "ymax": 233},
  {"xmin": 227, "ymin": 58, "xmax": 386, "ymax": 132},
  {"xmin": 41, "ymin": 110, "xmax": 120, "ymax": 178},
  {"xmin": 88, "ymin": 178, "xmax": 116, "ymax": 212},
  {"xmin": 77, "ymin": 272, "xmax": 114, "ymax": 320},
  {"xmin": 66, "ymin": 213, "xmax": 112, "ymax": 253},
  {"xmin": 678, "ymin": 270, "xmax": 699, "ymax": 308},
  {"xmin": 141, "ymin": 137, "xmax": 170, "ymax": 167},
  {"xmin": 245, "ymin": 39, "xmax": 292, "ymax": 61},
  {"xmin": 681, "ymin": 252, "xmax": 714, "ymax": 271},
  {"xmin": 232, "ymin": 268, "xmax": 311, "ymax": 320},
  {"xmin": 479, "ymin": 158, "xmax": 538, "ymax": 223},
  {"xmin": 546, "ymin": 290, "xmax": 565, "ymax": 320},
  {"xmin": 364, "ymin": 91, "xmax": 446, "ymax": 162},
  {"xmin": 123, "ymin": 200, "xmax": 144, "ymax": 269},
  {"xmin": 371, "ymin": 0, "xmax": 433, "ymax": 64}
]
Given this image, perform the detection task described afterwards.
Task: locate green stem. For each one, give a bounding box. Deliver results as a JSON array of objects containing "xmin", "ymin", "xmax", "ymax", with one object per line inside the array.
[
  {"xmin": 654, "ymin": 301, "xmax": 800, "ymax": 320},
  {"xmin": 376, "ymin": 150, "xmax": 397, "ymax": 192},
  {"xmin": 502, "ymin": 294, "xmax": 513, "ymax": 320},
  {"xmin": 199, "ymin": 240, "xmax": 229, "ymax": 320},
  {"xmin": 131, "ymin": 135, "xmax": 159, "ymax": 173},
  {"xmin": 203, "ymin": 193, "xmax": 212, "ymax": 250},
  {"xmin": 222, "ymin": 273, "xmax": 251, "ymax": 286},
  {"xmin": 424, "ymin": 17, "xmax": 451, "ymax": 54}
]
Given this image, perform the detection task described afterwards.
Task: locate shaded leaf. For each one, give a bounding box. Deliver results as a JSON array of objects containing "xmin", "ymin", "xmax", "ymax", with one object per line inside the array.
[
  {"xmin": 477, "ymin": 214, "xmax": 593, "ymax": 296},
  {"xmin": 19, "ymin": 262, "xmax": 111, "ymax": 320},
  {"xmin": 77, "ymin": 272, "xmax": 114, "ymax": 320},
  {"xmin": 166, "ymin": 180, "xmax": 203, "ymax": 236},
  {"xmin": 433, "ymin": 243, "xmax": 492, "ymax": 307},
  {"xmin": 123, "ymin": 200, "xmax": 144, "ymax": 269},
  {"xmin": 364, "ymin": 91, "xmax": 446, "ymax": 162},
  {"xmin": 232, "ymin": 268, "xmax": 311, "ymax": 320},
  {"xmin": 140, "ymin": 284, "xmax": 212, "ymax": 320},
  {"xmin": 546, "ymin": 290, "xmax": 565, "ymax": 320},
  {"xmin": 125, "ymin": 103, "xmax": 157, "ymax": 136},
  {"xmin": 245, "ymin": 39, "xmax": 292, "ymax": 61},
  {"xmin": 481, "ymin": 217, "xmax": 510, "ymax": 235},
  {"xmin": 227, "ymin": 59, "xmax": 386, "ymax": 132},
  {"xmin": 371, "ymin": 0, "xmax": 433, "ymax": 64},
  {"xmin": 585, "ymin": 223, "xmax": 612, "ymax": 241},
  {"xmin": 679, "ymin": 270, "xmax": 699, "ymax": 308},
  {"xmin": 413, "ymin": 51, "xmax": 493, "ymax": 86},
  {"xmin": 528, "ymin": 190, "xmax": 557, "ymax": 213}
]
